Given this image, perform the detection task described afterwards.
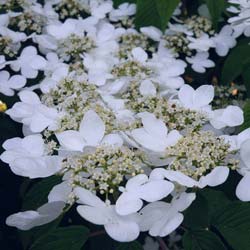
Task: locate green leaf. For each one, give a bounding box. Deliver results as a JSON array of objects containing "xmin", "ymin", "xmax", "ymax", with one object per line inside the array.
[
  {"xmin": 242, "ymin": 65, "xmax": 250, "ymax": 97},
  {"xmin": 205, "ymin": 0, "xmax": 225, "ymax": 30},
  {"xmin": 241, "ymin": 100, "xmax": 250, "ymax": 131},
  {"xmin": 113, "ymin": 0, "xmax": 136, "ymax": 8},
  {"xmin": 213, "ymin": 202, "xmax": 250, "ymax": 250},
  {"xmin": 135, "ymin": 0, "xmax": 180, "ymax": 31},
  {"xmin": 22, "ymin": 176, "xmax": 61, "ymax": 210},
  {"xmin": 221, "ymin": 41, "xmax": 250, "ymax": 85},
  {"xmin": 30, "ymin": 226, "xmax": 89, "ymax": 250},
  {"xmin": 116, "ymin": 241, "xmax": 143, "ymax": 250},
  {"xmin": 183, "ymin": 230, "xmax": 226, "ymax": 250},
  {"xmin": 183, "ymin": 192, "xmax": 209, "ymax": 229}
]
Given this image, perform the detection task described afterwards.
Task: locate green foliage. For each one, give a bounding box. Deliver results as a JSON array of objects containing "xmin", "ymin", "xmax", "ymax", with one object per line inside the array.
[
  {"xmin": 22, "ymin": 176, "xmax": 61, "ymax": 210},
  {"xmin": 135, "ymin": 0, "xmax": 180, "ymax": 31},
  {"xmin": 241, "ymin": 100, "xmax": 250, "ymax": 131},
  {"xmin": 29, "ymin": 226, "xmax": 89, "ymax": 250},
  {"xmin": 116, "ymin": 241, "xmax": 143, "ymax": 250},
  {"xmin": 183, "ymin": 230, "xmax": 226, "ymax": 250},
  {"xmin": 205, "ymin": 0, "xmax": 225, "ymax": 30},
  {"xmin": 221, "ymin": 40, "xmax": 250, "ymax": 91}
]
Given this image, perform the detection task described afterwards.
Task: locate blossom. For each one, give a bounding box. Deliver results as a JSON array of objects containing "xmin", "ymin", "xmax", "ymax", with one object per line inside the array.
[
  {"xmin": 6, "ymin": 90, "xmax": 60, "ymax": 132},
  {"xmin": 115, "ymin": 174, "xmax": 174, "ymax": 215},
  {"xmin": 0, "ymin": 135, "xmax": 62, "ymax": 178},
  {"xmin": 178, "ymin": 84, "xmax": 214, "ymax": 111},
  {"xmin": 131, "ymin": 112, "xmax": 182, "ymax": 153},
  {"xmin": 0, "ymin": 70, "xmax": 26, "ymax": 96},
  {"xmin": 6, "ymin": 201, "xmax": 65, "ymax": 230},
  {"xmin": 75, "ymin": 187, "xmax": 140, "ymax": 242},
  {"xmin": 138, "ymin": 192, "xmax": 196, "ymax": 237},
  {"xmin": 109, "ymin": 3, "xmax": 136, "ymax": 21},
  {"xmin": 186, "ymin": 52, "xmax": 215, "ymax": 73},
  {"xmin": 10, "ymin": 46, "xmax": 47, "ymax": 79},
  {"xmin": 188, "ymin": 33, "xmax": 215, "ymax": 52},
  {"xmin": 56, "ymin": 110, "xmax": 123, "ymax": 152}
]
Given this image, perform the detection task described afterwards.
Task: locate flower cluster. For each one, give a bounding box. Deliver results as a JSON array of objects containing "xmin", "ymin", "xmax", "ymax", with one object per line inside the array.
[{"xmin": 1, "ymin": 0, "xmax": 250, "ymax": 244}]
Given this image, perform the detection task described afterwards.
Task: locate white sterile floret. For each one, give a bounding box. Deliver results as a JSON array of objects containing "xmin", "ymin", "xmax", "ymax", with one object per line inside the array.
[
  {"xmin": 188, "ymin": 33, "xmax": 215, "ymax": 52},
  {"xmin": 186, "ymin": 52, "xmax": 215, "ymax": 73},
  {"xmin": 56, "ymin": 110, "xmax": 123, "ymax": 152},
  {"xmin": 6, "ymin": 201, "xmax": 65, "ymax": 230},
  {"xmin": 210, "ymin": 105, "xmax": 244, "ymax": 129},
  {"xmin": 178, "ymin": 84, "xmax": 214, "ymax": 111},
  {"xmin": 212, "ymin": 25, "xmax": 236, "ymax": 56},
  {"xmin": 6, "ymin": 90, "xmax": 60, "ymax": 132},
  {"xmin": 236, "ymin": 139, "xmax": 250, "ymax": 201},
  {"xmin": 0, "ymin": 134, "xmax": 62, "ymax": 178},
  {"xmin": 109, "ymin": 3, "xmax": 136, "ymax": 21},
  {"xmin": 138, "ymin": 192, "xmax": 196, "ymax": 237},
  {"xmin": 150, "ymin": 167, "xmax": 230, "ymax": 189},
  {"xmin": 75, "ymin": 187, "xmax": 140, "ymax": 242},
  {"xmin": 115, "ymin": 174, "xmax": 174, "ymax": 215},
  {"xmin": 0, "ymin": 70, "xmax": 26, "ymax": 96},
  {"xmin": 131, "ymin": 112, "xmax": 182, "ymax": 153},
  {"xmin": 10, "ymin": 46, "xmax": 47, "ymax": 79}
]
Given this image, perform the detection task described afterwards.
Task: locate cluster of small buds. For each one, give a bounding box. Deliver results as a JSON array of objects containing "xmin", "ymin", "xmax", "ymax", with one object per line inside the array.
[
  {"xmin": 44, "ymin": 139, "xmax": 58, "ymax": 155},
  {"xmin": 163, "ymin": 34, "xmax": 192, "ymax": 56},
  {"xmin": 112, "ymin": 61, "xmax": 152, "ymax": 78},
  {"xmin": 185, "ymin": 15, "xmax": 215, "ymax": 38},
  {"xmin": 9, "ymin": 11, "xmax": 45, "ymax": 34},
  {"xmin": 125, "ymin": 91, "xmax": 207, "ymax": 131},
  {"xmin": 65, "ymin": 145, "xmax": 144, "ymax": 195},
  {"xmin": 118, "ymin": 33, "xmax": 154, "ymax": 58},
  {"xmin": 167, "ymin": 131, "xmax": 239, "ymax": 180},
  {"xmin": 54, "ymin": 0, "xmax": 87, "ymax": 20},
  {"xmin": 58, "ymin": 34, "xmax": 95, "ymax": 61},
  {"xmin": 0, "ymin": 36, "xmax": 17, "ymax": 58},
  {"xmin": 0, "ymin": 0, "xmax": 25, "ymax": 11},
  {"xmin": 213, "ymin": 84, "xmax": 247, "ymax": 108}
]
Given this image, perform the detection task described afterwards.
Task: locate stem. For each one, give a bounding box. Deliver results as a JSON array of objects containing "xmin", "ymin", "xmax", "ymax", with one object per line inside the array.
[
  {"xmin": 156, "ymin": 237, "xmax": 168, "ymax": 250},
  {"xmin": 89, "ymin": 230, "xmax": 106, "ymax": 238}
]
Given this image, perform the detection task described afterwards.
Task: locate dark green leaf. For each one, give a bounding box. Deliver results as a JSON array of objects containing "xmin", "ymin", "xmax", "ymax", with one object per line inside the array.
[
  {"xmin": 213, "ymin": 202, "xmax": 250, "ymax": 250},
  {"xmin": 30, "ymin": 226, "xmax": 89, "ymax": 250},
  {"xmin": 116, "ymin": 241, "xmax": 143, "ymax": 250},
  {"xmin": 183, "ymin": 193, "xmax": 209, "ymax": 229},
  {"xmin": 221, "ymin": 41, "xmax": 250, "ymax": 85},
  {"xmin": 135, "ymin": 0, "xmax": 180, "ymax": 31},
  {"xmin": 183, "ymin": 230, "xmax": 226, "ymax": 250},
  {"xmin": 240, "ymin": 100, "xmax": 250, "ymax": 131},
  {"xmin": 205, "ymin": 0, "xmax": 225, "ymax": 30},
  {"xmin": 22, "ymin": 176, "xmax": 61, "ymax": 210}
]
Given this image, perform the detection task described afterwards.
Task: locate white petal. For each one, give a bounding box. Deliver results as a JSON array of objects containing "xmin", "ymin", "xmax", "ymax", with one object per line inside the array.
[
  {"xmin": 236, "ymin": 173, "xmax": 250, "ymax": 201},
  {"xmin": 79, "ymin": 110, "xmax": 105, "ymax": 146},
  {"xmin": 194, "ymin": 85, "xmax": 214, "ymax": 108},
  {"xmin": 222, "ymin": 106, "xmax": 244, "ymax": 127},
  {"xmin": 198, "ymin": 167, "xmax": 229, "ymax": 188},
  {"xmin": 139, "ymin": 80, "xmax": 156, "ymax": 97},
  {"xmin": 74, "ymin": 187, "xmax": 105, "ymax": 207},
  {"xmin": 31, "ymin": 56, "xmax": 47, "ymax": 70},
  {"xmin": 131, "ymin": 47, "xmax": 148, "ymax": 63},
  {"xmin": 56, "ymin": 131, "xmax": 85, "ymax": 151},
  {"xmin": 101, "ymin": 134, "xmax": 123, "ymax": 147},
  {"xmin": 8, "ymin": 75, "xmax": 26, "ymax": 89},
  {"xmin": 21, "ymin": 135, "xmax": 44, "ymax": 157},
  {"xmin": 48, "ymin": 181, "xmax": 72, "ymax": 203},
  {"xmin": 240, "ymin": 140, "xmax": 250, "ymax": 168},
  {"xmin": 19, "ymin": 90, "xmax": 40, "ymax": 104},
  {"xmin": 178, "ymin": 85, "xmax": 194, "ymax": 108},
  {"xmin": 140, "ymin": 26, "xmax": 162, "ymax": 41},
  {"xmin": 172, "ymin": 192, "xmax": 196, "ymax": 212}
]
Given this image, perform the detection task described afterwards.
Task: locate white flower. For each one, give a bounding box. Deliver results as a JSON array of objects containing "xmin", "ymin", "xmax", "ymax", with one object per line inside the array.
[
  {"xmin": 186, "ymin": 52, "xmax": 215, "ymax": 73},
  {"xmin": 150, "ymin": 167, "xmax": 230, "ymax": 189},
  {"xmin": 109, "ymin": 3, "xmax": 136, "ymax": 21},
  {"xmin": 0, "ymin": 26, "xmax": 26, "ymax": 43},
  {"xmin": 75, "ymin": 187, "xmax": 140, "ymax": 242},
  {"xmin": 138, "ymin": 192, "xmax": 196, "ymax": 237},
  {"xmin": 178, "ymin": 84, "xmax": 214, "ymax": 111},
  {"xmin": 188, "ymin": 34, "xmax": 215, "ymax": 52},
  {"xmin": 10, "ymin": 46, "xmax": 47, "ymax": 79},
  {"xmin": 210, "ymin": 105, "xmax": 244, "ymax": 129},
  {"xmin": 131, "ymin": 112, "xmax": 182, "ymax": 153},
  {"xmin": 236, "ymin": 139, "xmax": 250, "ymax": 201},
  {"xmin": 6, "ymin": 201, "xmax": 65, "ymax": 230},
  {"xmin": 140, "ymin": 26, "xmax": 162, "ymax": 41},
  {"xmin": 115, "ymin": 174, "xmax": 174, "ymax": 215},
  {"xmin": 6, "ymin": 90, "xmax": 60, "ymax": 132},
  {"xmin": 212, "ymin": 25, "xmax": 236, "ymax": 56},
  {"xmin": 0, "ymin": 55, "xmax": 6, "ymax": 69},
  {"xmin": 56, "ymin": 110, "xmax": 123, "ymax": 152},
  {"xmin": 0, "ymin": 70, "xmax": 26, "ymax": 96},
  {"xmin": 0, "ymin": 135, "xmax": 62, "ymax": 178},
  {"xmin": 90, "ymin": 0, "xmax": 113, "ymax": 19}
]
